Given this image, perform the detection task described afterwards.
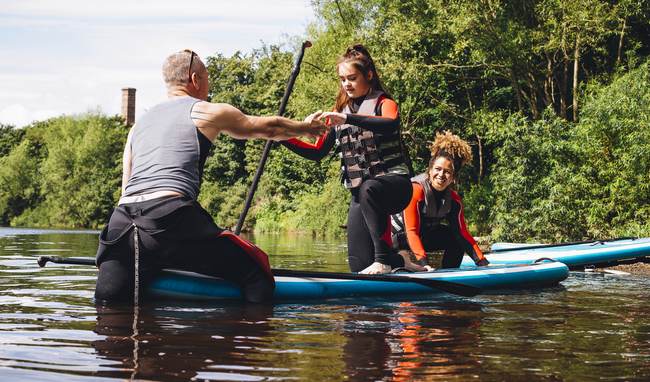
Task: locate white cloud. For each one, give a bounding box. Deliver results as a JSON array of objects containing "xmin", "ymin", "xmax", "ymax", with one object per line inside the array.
[
  {"xmin": 0, "ymin": 104, "xmax": 61, "ymax": 128},
  {"xmin": 0, "ymin": 0, "xmax": 315, "ymax": 127}
]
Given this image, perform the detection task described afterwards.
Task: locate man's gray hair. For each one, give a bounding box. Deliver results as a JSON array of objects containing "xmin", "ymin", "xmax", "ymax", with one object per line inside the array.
[{"xmin": 162, "ymin": 50, "xmax": 202, "ymax": 87}]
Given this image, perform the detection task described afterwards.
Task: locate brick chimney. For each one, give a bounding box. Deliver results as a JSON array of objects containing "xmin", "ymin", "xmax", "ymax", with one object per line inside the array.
[{"xmin": 121, "ymin": 88, "xmax": 136, "ymax": 126}]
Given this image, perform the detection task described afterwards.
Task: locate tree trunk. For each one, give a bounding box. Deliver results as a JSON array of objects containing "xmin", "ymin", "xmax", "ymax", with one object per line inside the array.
[
  {"xmin": 560, "ymin": 54, "xmax": 568, "ymax": 119},
  {"xmin": 509, "ymin": 69, "xmax": 525, "ymax": 113},
  {"xmin": 616, "ymin": 18, "xmax": 626, "ymax": 67},
  {"xmin": 544, "ymin": 53, "xmax": 554, "ymax": 109},
  {"xmin": 465, "ymin": 88, "xmax": 474, "ymax": 113},
  {"xmin": 573, "ymin": 34, "xmax": 580, "ymax": 122},
  {"xmin": 559, "ymin": 23, "xmax": 568, "ymax": 120},
  {"xmin": 526, "ymin": 72, "xmax": 539, "ymax": 119},
  {"xmin": 476, "ymin": 134, "xmax": 483, "ymax": 182}
]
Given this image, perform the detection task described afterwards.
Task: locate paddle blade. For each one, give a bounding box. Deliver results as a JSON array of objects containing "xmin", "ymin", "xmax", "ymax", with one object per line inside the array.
[{"xmin": 420, "ymin": 279, "xmax": 480, "ymax": 297}]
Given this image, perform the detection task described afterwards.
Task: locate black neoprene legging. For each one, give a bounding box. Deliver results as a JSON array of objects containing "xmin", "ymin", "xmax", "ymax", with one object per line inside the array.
[
  {"xmin": 347, "ymin": 174, "xmax": 413, "ymax": 272},
  {"xmin": 419, "ymin": 226, "xmax": 465, "ymax": 269},
  {"xmin": 94, "ymin": 197, "xmax": 273, "ymax": 304},
  {"xmin": 95, "ymin": 236, "xmax": 273, "ymax": 303}
]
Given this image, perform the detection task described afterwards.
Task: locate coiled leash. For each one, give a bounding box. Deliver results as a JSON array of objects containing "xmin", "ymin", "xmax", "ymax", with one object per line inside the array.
[
  {"xmin": 133, "ymin": 224, "xmax": 140, "ymax": 306},
  {"xmin": 130, "ymin": 224, "xmax": 141, "ymax": 380}
]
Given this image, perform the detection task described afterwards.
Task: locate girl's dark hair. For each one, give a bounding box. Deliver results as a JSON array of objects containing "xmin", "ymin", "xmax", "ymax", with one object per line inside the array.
[{"xmin": 334, "ymin": 44, "xmax": 390, "ymax": 112}]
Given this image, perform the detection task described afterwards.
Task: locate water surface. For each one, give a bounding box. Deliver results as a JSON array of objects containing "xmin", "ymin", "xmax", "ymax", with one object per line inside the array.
[{"xmin": 1, "ymin": 227, "xmax": 649, "ymax": 381}]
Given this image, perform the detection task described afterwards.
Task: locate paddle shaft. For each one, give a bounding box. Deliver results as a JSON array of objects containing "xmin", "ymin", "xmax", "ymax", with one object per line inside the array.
[
  {"xmin": 37, "ymin": 256, "xmax": 95, "ymax": 267},
  {"xmin": 36, "ymin": 256, "xmax": 478, "ymax": 297},
  {"xmin": 488, "ymin": 236, "xmax": 637, "ymax": 254},
  {"xmin": 234, "ymin": 41, "xmax": 312, "ymax": 235}
]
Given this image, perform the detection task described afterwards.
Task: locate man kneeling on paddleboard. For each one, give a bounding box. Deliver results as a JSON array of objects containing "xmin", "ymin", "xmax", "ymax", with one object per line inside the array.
[
  {"xmin": 391, "ymin": 131, "xmax": 489, "ymax": 269},
  {"xmin": 94, "ymin": 50, "xmax": 326, "ymax": 304}
]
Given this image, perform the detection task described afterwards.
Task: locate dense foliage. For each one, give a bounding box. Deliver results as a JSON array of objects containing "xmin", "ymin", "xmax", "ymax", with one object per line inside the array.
[
  {"xmin": 1, "ymin": 0, "xmax": 648, "ymax": 241},
  {"xmin": 0, "ymin": 115, "xmax": 126, "ymax": 228}
]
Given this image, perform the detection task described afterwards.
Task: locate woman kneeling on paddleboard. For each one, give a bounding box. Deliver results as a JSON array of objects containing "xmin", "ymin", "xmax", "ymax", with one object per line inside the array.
[
  {"xmin": 391, "ymin": 131, "xmax": 489, "ymax": 269},
  {"xmin": 282, "ymin": 44, "xmax": 421, "ymax": 274}
]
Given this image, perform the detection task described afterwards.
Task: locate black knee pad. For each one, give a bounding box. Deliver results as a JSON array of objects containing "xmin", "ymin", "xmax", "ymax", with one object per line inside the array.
[
  {"xmin": 241, "ymin": 272, "xmax": 274, "ymax": 303},
  {"xmin": 94, "ymin": 259, "xmax": 134, "ymax": 303}
]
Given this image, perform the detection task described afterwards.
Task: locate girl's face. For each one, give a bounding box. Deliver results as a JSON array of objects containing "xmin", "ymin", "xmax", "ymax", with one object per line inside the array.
[
  {"xmin": 338, "ymin": 62, "xmax": 372, "ymax": 99},
  {"xmin": 428, "ymin": 156, "xmax": 455, "ymax": 191}
]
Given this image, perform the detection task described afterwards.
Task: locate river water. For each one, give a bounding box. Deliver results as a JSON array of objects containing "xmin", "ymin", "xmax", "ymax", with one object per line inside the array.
[{"xmin": 0, "ymin": 227, "xmax": 649, "ymax": 381}]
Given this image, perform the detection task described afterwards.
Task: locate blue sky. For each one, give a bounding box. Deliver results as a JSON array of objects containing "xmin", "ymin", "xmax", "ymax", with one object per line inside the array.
[{"xmin": 0, "ymin": 0, "xmax": 315, "ymax": 127}]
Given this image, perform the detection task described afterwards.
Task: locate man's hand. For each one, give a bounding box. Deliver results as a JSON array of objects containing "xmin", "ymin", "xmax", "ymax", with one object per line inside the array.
[
  {"xmin": 304, "ymin": 110, "xmax": 323, "ymax": 123},
  {"xmin": 321, "ymin": 111, "xmax": 347, "ymax": 126},
  {"xmin": 302, "ymin": 110, "xmax": 327, "ymax": 138}
]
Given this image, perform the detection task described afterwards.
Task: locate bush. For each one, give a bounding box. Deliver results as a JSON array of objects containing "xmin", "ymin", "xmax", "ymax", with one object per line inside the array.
[{"xmin": 0, "ymin": 114, "xmax": 127, "ymax": 228}]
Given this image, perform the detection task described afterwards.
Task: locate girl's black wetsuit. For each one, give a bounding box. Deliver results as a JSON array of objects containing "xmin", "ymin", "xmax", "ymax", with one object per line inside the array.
[{"xmin": 282, "ymin": 93, "xmax": 412, "ymax": 272}]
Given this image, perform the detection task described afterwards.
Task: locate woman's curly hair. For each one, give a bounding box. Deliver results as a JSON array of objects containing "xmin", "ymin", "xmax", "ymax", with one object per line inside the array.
[{"xmin": 428, "ymin": 131, "xmax": 473, "ymax": 173}]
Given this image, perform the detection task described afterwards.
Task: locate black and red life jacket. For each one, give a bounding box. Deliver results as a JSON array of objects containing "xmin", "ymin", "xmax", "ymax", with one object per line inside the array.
[
  {"xmin": 335, "ymin": 90, "xmax": 408, "ymax": 189},
  {"xmin": 391, "ymin": 173, "xmax": 453, "ymax": 247}
]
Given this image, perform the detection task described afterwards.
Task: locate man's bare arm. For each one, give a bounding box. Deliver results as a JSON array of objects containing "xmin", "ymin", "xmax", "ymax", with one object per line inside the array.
[{"xmin": 191, "ymin": 101, "xmax": 325, "ymax": 141}]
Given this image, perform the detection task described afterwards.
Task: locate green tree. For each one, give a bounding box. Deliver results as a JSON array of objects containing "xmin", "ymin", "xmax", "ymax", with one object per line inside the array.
[
  {"xmin": 7, "ymin": 114, "xmax": 127, "ymax": 228},
  {"xmin": 0, "ymin": 124, "xmax": 25, "ymax": 157},
  {"xmin": 0, "ymin": 138, "xmax": 44, "ymax": 225}
]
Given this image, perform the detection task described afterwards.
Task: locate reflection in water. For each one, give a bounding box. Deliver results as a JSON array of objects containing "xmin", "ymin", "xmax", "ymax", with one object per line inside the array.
[
  {"xmin": 93, "ymin": 303, "xmax": 275, "ymax": 381},
  {"xmin": 1, "ymin": 227, "xmax": 650, "ymax": 381},
  {"xmin": 90, "ymin": 299, "xmax": 488, "ymax": 381},
  {"xmin": 341, "ymin": 299, "xmax": 483, "ymax": 381}
]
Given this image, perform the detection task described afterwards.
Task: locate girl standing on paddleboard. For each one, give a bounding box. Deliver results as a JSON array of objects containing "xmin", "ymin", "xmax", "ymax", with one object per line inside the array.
[
  {"xmin": 282, "ymin": 44, "xmax": 420, "ymax": 274},
  {"xmin": 391, "ymin": 131, "xmax": 489, "ymax": 269}
]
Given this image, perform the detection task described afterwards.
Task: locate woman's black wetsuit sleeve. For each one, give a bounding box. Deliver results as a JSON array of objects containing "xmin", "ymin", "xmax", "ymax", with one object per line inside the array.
[
  {"xmin": 345, "ymin": 114, "xmax": 399, "ymax": 135},
  {"xmin": 344, "ymin": 97, "xmax": 400, "ymax": 135}
]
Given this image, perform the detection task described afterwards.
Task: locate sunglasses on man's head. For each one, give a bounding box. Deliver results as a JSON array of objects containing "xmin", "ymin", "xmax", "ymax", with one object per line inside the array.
[{"xmin": 183, "ymin": 49, "xmax": 196, "ymax": 81}]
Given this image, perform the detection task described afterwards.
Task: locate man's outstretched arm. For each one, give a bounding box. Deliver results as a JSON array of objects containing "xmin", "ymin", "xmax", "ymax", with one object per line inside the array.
[{"xmin": 191, "ymin": 101, "xmax": 325, "ymax": 141}]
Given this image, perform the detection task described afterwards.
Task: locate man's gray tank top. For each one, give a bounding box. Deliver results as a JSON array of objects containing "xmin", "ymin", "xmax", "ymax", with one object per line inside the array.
[{"xmin": 124, "ymin": 96, "xmax": 212, "ymax": 200}]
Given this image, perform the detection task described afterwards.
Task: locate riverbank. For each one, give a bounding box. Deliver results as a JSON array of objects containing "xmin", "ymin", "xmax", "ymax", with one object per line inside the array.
[{"xmin": 602, "ymin": 263, "xmax": 650, "ymax": 275}]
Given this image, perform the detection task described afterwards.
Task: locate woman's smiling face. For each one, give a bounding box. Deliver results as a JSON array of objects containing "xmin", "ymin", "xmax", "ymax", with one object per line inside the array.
[{"xmin": 428, "ymin": 156, "xmax": 455, "ymax": 191}]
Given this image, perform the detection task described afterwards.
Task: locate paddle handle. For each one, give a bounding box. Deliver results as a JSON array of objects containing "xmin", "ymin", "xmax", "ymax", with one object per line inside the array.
[
  {"xmin": 37, "ymin": 256, "xmax": 96, "ymax": 267},
  {"xmin": 234, "ymin": 41, "xmax": 312, "ymax": 235}
]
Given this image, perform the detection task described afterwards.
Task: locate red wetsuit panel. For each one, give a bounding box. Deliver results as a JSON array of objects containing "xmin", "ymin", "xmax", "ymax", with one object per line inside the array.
[{"xmin": 217, "ymin": 231, "xmax": 275, "ymax": 286}]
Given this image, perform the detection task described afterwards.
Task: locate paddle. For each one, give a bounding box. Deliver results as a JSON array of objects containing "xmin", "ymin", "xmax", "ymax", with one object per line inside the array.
[
  {"xmin": 234, "ymin": 40, "xmax": 312, "ymax": 235},
  {"xmin": 38, "ymin": 256, "xmax": 95, "ymax": 267},
  {"xmin": 488, "ymin": 236, "xmax": 637, "ymax": 254},
  {"xmin": 36, "ymin": 256, "xmax": 480, "ymax": 297}
]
